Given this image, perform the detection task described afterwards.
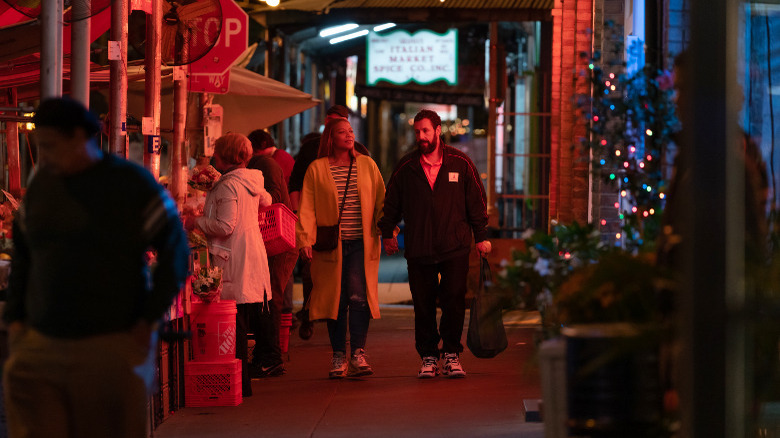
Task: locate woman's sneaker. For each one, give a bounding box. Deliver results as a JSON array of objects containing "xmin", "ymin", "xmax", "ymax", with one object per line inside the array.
[
  {"xmin": 329, "ymin": 352, "xmax": 347, "ymax": 379},
  {"xmin": 418, "ymin": 356, "xmax": 439, "ymax": 379},
  {"xmin": 442, "ymin": 353, "xmax": 466, "ymax": 378},
  {"xmin": 347, "ymin": 348, "xmax": 373, "ymax": 377}
]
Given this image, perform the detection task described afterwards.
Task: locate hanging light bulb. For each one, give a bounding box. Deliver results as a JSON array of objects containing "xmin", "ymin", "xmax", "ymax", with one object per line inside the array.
[{"xmin": 266, "ymin": 0, "xmax": 280, "ymax": 6}]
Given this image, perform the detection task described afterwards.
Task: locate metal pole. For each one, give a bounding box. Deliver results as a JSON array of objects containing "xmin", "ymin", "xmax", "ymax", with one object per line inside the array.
[
  {"xmin": 143, "ymin": 0, "xmax": 162, "ymax": 178},
  {"xmin": 170, "ymin": 67, "xmax": 187, "ymax": 204},
  {"xmin": 6, "ymin": 89, "xmax": 20, "ymax": 198},
  {"xmin": 486, "ymin": 22, "xmax": 499, "ymax": 226},
  {"xmin": 71, "ymin": 0, "xmax": 91, "ymax": 106},
  {"xmin": 41, "ymin": 0, "xmax": 63, "ymax": 99},
  {"xmin": 109, "ymin": 0, "xmax": 128, "ymax": 156}
]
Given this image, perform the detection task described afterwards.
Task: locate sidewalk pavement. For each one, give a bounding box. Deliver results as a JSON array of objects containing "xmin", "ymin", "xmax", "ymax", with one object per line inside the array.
[{"xmin": 152, "ymin": 306, "xmax": 545, "ymax": 438}]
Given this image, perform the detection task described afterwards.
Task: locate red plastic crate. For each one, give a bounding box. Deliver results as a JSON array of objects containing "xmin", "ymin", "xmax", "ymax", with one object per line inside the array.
[
  {"xmin": 184, "ymin": 359, "xmax": 242, "ymax": 407},
  {"xmin": 258, "ymin": 203, "xmax": 297, "ymax": 256}
]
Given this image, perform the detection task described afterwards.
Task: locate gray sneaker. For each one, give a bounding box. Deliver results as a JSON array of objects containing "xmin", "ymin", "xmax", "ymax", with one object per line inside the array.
[
  {"xmin": 329, "ymin": 352, "xmax": 347, "ymax": 379},
  {"xmin": 347, "ymin": 348, "xmax": 373, "ymax": 377},
  {"xmin": 418, "ymin": 356, "xmax": 439, "ymax": 378},
  {"xmin": 442, "ymin": 353, "xmax": 466, "ymax": 378}
]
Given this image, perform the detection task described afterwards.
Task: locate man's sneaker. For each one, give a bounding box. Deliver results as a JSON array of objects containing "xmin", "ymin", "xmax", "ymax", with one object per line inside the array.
[
  {"xmin": 442, "ymin": 353, "xmax": 466, "ymax": 378},
  {"xmin": 418, "ymin": 356, "xmax": 439, "ymax": 379},
  {"xmin": 347, "ymin": 348, "xmax": 373, "ymax": 377},
  {"xmin": 329, "ymin": 352, "xmax": 347, "ymax": 379},
  {"xmin": 251, "ymin": 361, "xmax": 285, "ymax": 379}
]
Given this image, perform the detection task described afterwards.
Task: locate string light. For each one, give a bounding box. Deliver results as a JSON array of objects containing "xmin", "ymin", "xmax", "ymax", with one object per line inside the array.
[
  {"xmin": 605, "ymin": 81, "xmax": 611, "ymax": 86},
  {"xmin": 589, "ymin": 63, "xmax": 594, "ymax": 70},
  {"xmin": 643, "ymin": 211, "xmax": 649, "ymax": 217},
  {"xmin": 615, "ymin": 150, "xmax": 621, "ymax": 156},
  {"xmin": 623, "ymin": 161, "xmax": 629, "ymax": 168},
  {"xmin": 646, "ymin": 154, "xmax": 652, "ymax": 161},
  {"xmin": 649, "ymin": 208, "xmax": 655, "ymax": 215},
  {"xmin": 609, "ymin": 73, "xmax": 615, "ymax": 79},
  {"xmin": 601, "ymin": 139, "xmax": 607, "ymax": 145},
  {"xmin": 600, "ymin": 219, "xmax": 607, "ymax": 226},
  {"xmin": 659, "ymin": 193, "xmax": 665, "ymax": 199},
  {"xmin": 629, "ymin": 146, "xmax": 636, "ymax": 153},
  {"xmin": 593, "ymin": 116, "xmax": 599, "ymax": 122},
  {"xmin": 646, "ymin": 186, "xmax": 652, "ymax": 192},
  {"xmin": 614, "ymin": 202, "xmax": 620, "ymax": 209},
  {"xmin": 619, "ymin": 214, "xmax": 625, "ymax": 219},
  {"xmin": 610, "ymin": 85, "xmax": 616, "ymax": 91},
  {"xmin": 646, "ymin": 129, "xmax": 653, "ymax": 136},
  {"xmin": 632, "ymin": 206, "xmax": 638, "ymax": 213},
  {"xmin": 639, "ymin": 162, "xmax": 645, "ymax": 169},
  {"xmin": 620, "ymin": 190, "xmax": 627, "ymax": 197},
  {"xmin": 616, "ymin": 233, "xmax": 622, "ymax": 239},
  {"xmin": 600, "ymin": 159, "xmax": 606, "ymax": 165},
  {"xmin": 609, "ymin": 173, "xmax": 616, "ymax": 180}
]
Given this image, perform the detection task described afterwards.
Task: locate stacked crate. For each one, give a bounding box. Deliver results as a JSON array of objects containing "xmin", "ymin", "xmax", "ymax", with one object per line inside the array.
[{"xmin": 184, "ymin": 299, "xmax": 241, "ymax": 407}]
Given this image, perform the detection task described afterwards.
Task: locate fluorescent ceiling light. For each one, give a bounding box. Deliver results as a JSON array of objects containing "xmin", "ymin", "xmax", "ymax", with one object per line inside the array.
[
  {"xmin": 330, "ymin": 29, "xmax": 369, "ymax": 44},
  {"xmin": 319, "ymin": 23, "xmax": 359, "ymax": 38},
  {"xmin": 373, "ymin": 23, "xmax": 396, "ymax": 32}
]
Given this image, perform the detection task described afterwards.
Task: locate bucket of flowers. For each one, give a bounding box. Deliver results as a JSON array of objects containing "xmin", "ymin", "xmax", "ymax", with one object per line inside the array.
[{"xmin": 191, "ymin": 266, "xmax": 223, "ymax": 303}]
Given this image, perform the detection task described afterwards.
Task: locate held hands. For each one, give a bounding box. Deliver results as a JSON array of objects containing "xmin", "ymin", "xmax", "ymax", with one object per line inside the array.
[
  {"xmin": 300, "ymin": 246, "xmax": 313, "ymax": 261},
  {"xmin": 476, "ymin": 240, "xmax": 492, "ymax": 258},
  {"xmin": 383, "ymin": 238, "xmax": 399, "ymax": 255}
]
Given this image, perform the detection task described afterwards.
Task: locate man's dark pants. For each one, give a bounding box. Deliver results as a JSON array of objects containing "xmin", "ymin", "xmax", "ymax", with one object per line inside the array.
[{"xmin": 407, "ymin": 253, "xmax": 470, "ymax": 358}]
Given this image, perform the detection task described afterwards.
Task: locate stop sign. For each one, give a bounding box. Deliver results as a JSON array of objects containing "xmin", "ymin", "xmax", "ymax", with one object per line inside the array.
[{"xmin": 190, "ymin": 0, "xmax": 248, "ymax": 75}]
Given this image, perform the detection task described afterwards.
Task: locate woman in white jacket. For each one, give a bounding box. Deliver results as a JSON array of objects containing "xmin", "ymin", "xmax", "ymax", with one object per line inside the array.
[{"xmin": 185, "ymin": 133, "xmax": 279, "ymax": 396}]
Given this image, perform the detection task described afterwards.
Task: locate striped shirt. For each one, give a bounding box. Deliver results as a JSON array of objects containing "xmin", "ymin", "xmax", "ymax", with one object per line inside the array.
[{"xmin": 331, "ymin": 163, "xmax": 362, "ymax": 240}]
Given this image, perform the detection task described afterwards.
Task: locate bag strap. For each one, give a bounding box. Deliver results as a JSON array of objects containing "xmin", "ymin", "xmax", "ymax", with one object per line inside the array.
[
  {"xmin": 336, "ymin": 157, "xmax": 354, "ymax": 226},
  {"xmin": 479, "ymin": 256, "xmax": 492, "ymax": 291}
]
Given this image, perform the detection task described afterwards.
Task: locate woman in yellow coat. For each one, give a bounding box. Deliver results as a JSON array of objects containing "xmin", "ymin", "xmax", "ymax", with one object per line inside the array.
[{"xmin": 297, "ymin": 118, "xmax": 385, "ymax": 379}]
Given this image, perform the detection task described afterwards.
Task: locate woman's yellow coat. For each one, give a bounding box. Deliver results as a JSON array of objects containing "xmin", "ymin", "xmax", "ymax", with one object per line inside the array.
[{"xmin": 296, "ymin": 154, "xmax": 385, "ymax": 320}]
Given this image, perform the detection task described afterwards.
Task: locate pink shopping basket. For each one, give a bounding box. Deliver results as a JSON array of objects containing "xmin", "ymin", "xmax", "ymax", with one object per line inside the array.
[
  {"xmin": 184, "ymin": 359, "xmax": 242, "ymax": 407},
  {"xmin": 258, "ymin": 203, "xmax": 297, "ymax": 256},
  {"xmin": 190, "ymin": 300, "xmax": 237, "ymax": 362}
]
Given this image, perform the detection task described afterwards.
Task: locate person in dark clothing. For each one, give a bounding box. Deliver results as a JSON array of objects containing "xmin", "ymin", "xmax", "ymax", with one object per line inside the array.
[
  {"xmin": 288, "ymin": 105, "xmax": 369, "ymax": 340},
  {"xmin": 378, "ymin": 109, "xmax": 492, "ymax": 379},
  {"xmin": 247, "ymin": 130, "xmax": 298, "ymax": 376},
  {"xmin": 2, "ymin": 97, "xmax": 190, "ymax": 438}
]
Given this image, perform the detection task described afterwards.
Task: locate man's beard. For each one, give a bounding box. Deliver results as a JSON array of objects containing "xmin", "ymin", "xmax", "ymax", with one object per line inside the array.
[{"xmin": 417, "ymin": 136, "xmax": 438, "ymax": 155}]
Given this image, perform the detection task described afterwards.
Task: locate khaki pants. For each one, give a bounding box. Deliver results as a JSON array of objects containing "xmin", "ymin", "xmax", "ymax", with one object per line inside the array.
[{"xmin": 3, "ymin": 328, "xmax": 152, "ymax": 438}]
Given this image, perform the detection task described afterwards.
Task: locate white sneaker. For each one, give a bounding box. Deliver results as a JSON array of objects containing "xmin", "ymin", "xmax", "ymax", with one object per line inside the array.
[
  {"xmin": 347, "ymin": 348, "xmax": 373, "ymax": 377},
  {"xmin": 442, "ymin": 353, "xmax": 466, "ymax": 378},
  {"xmin": 329, "ymin": 352, "xmax": 347, "ymax": 379},
  {"xmin": 418, "ymin": 356, "xmax": 439, "ymax": 379}
]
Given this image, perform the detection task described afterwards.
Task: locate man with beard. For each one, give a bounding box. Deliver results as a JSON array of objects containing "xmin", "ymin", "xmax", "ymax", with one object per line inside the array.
[{"xmin": 378, "ymin": 109, "xmax": 491, "ymax": 379}]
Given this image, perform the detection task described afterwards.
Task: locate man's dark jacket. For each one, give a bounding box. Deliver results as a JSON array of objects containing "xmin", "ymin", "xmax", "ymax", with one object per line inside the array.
[{"xmin": 378, "ymin": 145, "xmax": 488, "ymax": 264}]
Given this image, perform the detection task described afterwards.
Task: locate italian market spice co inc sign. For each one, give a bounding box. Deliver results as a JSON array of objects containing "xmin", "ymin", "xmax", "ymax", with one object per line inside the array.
[{"xmin": 367, "ymin": 29, "xmax": 458, "ymax": 86}]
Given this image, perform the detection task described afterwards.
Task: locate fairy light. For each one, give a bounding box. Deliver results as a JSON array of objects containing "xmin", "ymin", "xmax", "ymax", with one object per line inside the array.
[
  {"xmin": 646, "ymin": 129, "xmax": 653, "ymax": 136},
  {"xmin": 564, "ymin": 252, "xmax": 572, "ymax": 259},
  {"xmin": 600, "ymin": 159, "xmax": 606, "ymax": 165},
  {"xmin": 589, "ymin": 63, "xmax": 594, "ymax": 70},
  {"xmin": 601, "ymin": 139, "xmax": 607, "ymax": 146},
  {"xmin": 609, "ymin": 73, "xmax": 615, "ymax": 79},
  {"xmin": 605, "ymin": 81, "xmax": 611, "ymax": 87},
  {"xmin": 649, "ymin": 208, "xmax": 655, "ymax": 215},
  {"xmin": 629, "ymin": 146, "xmax": 636, "ymax": 153},
  {"xmin": 639, "ymin": 162, "xmax": 645, "ymax": 169},
  {"xmin": 643, "ymin": 211, "xmax": 649, "ymax": 217},
  {"xmin": 623, "ymin": 161, "xmax": 629, "ymax": 168},
  {"xmin": 614, "ymin": 202, "xmax": 620, "ymax": 209},
  {"xmin": 620, "ymin": 190, "xmax": 627, "ymax": 197},
  {"xmin": 616, "ymin": 233, "xmax": 622, "ymax": 239},
  {"xmin": 619, "ymin": 214, "xmax": 625, "ymax": 219},
  {"xmin": 610, "ymin": 85, "xmax": 616, "ymax": 91},
  {"xmin": 615, "ymin": 150, "xmax": 621, "ymax": 157},
  {"xmin": 593, "ymin": 116, "xmax": 599, "ymax": 122},
  {"xmin": 600, "ymin": 219, "xmax": 607, "ymax": 226},
  {"xmin": 632, "ymin": 206, "xmax": 638, "ymax": 213},
  {"xmin": 646, "ymin": 154, "xmax": 652, "ymax": 161},
  {"xmin": 609, "ymin": 173, "xmax": 616, "ymax": 180},
  {"xmin": 659, "ymin": 193, "xmax": 666, "ymax": 199},
  {"xmin": 646, "ymin": 186, "xmax": 652, "ymax": 192}
]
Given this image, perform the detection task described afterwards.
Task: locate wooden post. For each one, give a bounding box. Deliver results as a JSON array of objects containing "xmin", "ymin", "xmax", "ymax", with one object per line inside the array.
[
  {"xmin": 143, "ymin": 0, "xmax": 162, "ymax": 178},
  {"xmin": 6, "ymin": 89, "xmax": 21, "ymax": 198}
]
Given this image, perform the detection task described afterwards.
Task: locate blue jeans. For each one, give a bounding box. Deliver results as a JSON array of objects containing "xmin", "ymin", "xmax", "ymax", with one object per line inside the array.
[{"xmin": 327, "ymin": 239, "xmax": 370, "ymax": 355}]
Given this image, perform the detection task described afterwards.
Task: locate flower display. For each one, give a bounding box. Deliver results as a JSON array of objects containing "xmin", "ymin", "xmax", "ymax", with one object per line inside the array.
[
  {"xmin": 188, "ymin": 165, "xmax": 221, "ymax": 192},
  {"xmin": 191, "ymin": 266, "xmax": 223, "ymax": 302}
]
